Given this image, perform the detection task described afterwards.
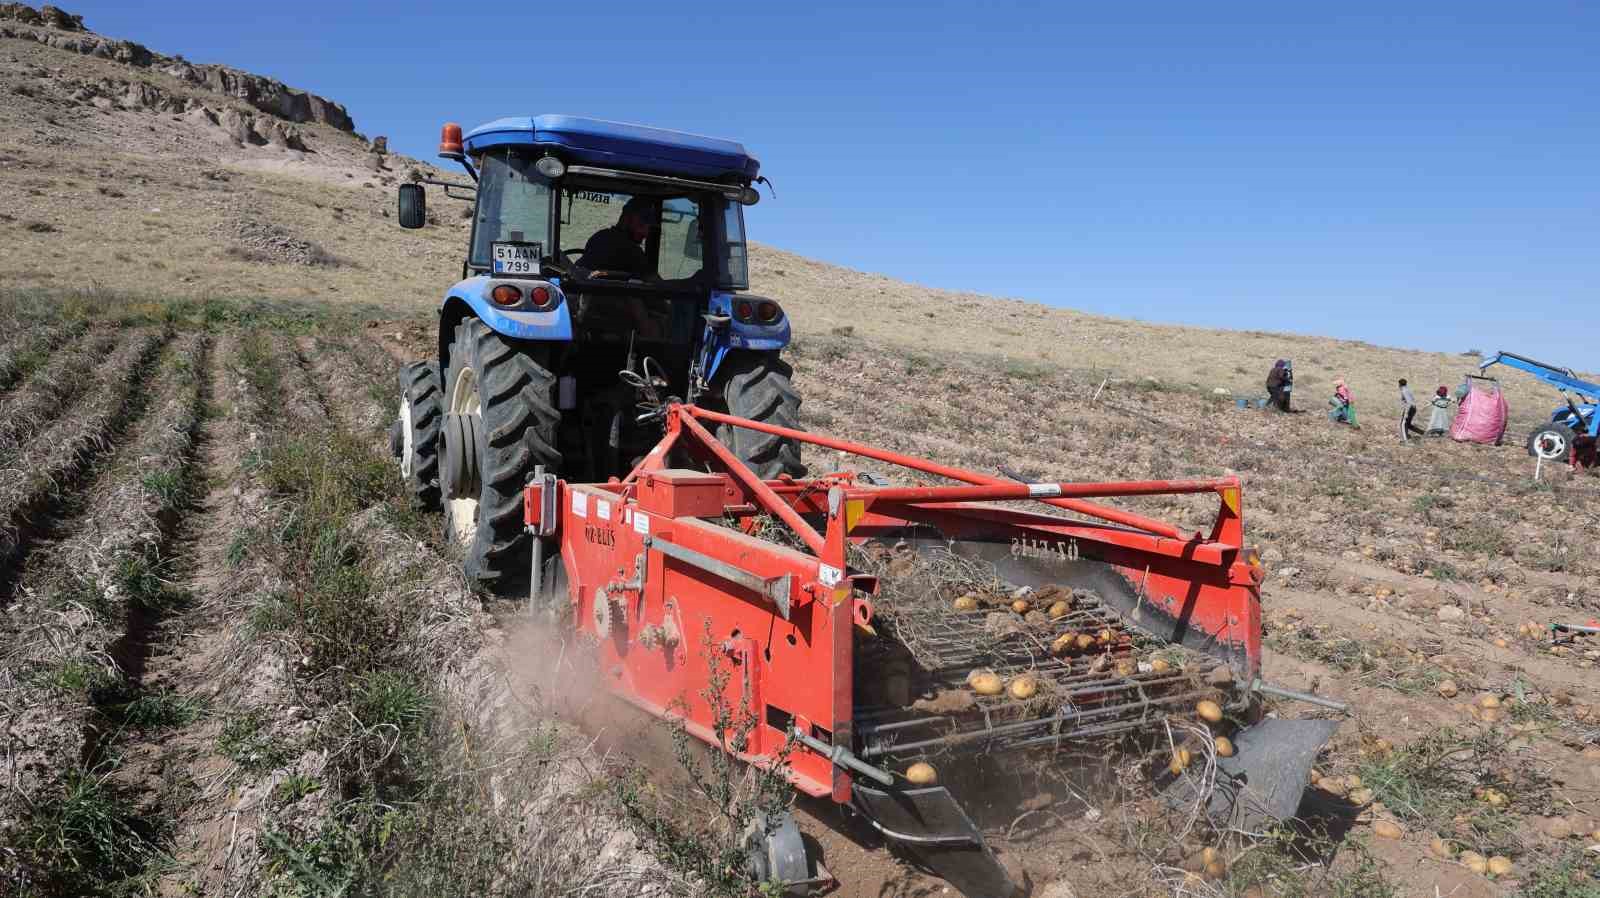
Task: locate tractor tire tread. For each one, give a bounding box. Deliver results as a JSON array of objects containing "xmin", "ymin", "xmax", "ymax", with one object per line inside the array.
[
  {"xmin": 448, "ymin": 318, "xmax": 560, "ymax": 589},
  {"xmin": 399, "ymin": 361, "xmax": 443, "ymax": 509},
  {"xmin": 716, "ymin": 351, "xmax": 805, "ymax": 480}
]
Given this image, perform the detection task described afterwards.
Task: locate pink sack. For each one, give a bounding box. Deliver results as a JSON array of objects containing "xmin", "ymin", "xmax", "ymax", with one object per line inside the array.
[{"xmin": 1450, "ymin": 379, "xmax": 1508, "ymax": 445}]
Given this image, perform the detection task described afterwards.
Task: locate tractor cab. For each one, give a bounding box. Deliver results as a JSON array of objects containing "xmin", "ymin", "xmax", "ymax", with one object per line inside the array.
[{"xmin": 393, "ymin": 116, "xmax": 802, "ymax": 590}]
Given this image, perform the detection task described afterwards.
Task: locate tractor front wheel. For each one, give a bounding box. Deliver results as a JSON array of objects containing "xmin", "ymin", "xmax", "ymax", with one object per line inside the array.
[
  {"xmin": 1527, "ymin": 423, "xmax": 1576, "ymax": 461},
  {"xmin": 713, "ymin": 351, "xmax": 805, "ymax": 480},
  {"xmin": 442, "ymin": 318, "xmax": 561, "ymax": 591}
]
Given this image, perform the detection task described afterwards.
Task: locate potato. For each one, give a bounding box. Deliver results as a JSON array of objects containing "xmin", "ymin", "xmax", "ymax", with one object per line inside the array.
[
  {"xmin": 1051, "ymin": 633, "xmax": 1076, "ymax": 655},
  {"xmin": 1460, "ymin": 851, "xmax": 1488, "ymax": 874},
  {"xmin": 1493, "ymin": 637, "xmax": 1509, "ymax": 649},
  {"xmin": 1008, "ymin": 675, "xmax": 1039, "ymax": 700},
  {"xmin": 1213, "ymin": 735, "xmax": 1235, "ymax": 758},
  {"xmin": 1168, "ymin": 747, "xmax": 1192, "ymax": 775},
  {"xmin": 1487, "ymin": 855, "xmax": 1513, "ymax": 876},
  {"xmin": 1543, "ymin": 817, "xmax": 1574, "ymax": 840},
  {"xmin": 1436, "ymin": 679, "xmax": 1459, "ymax": 698},
  {"xmin": 1349, "ymin": 787, "xmax": 1374, "ymax": 805},
  {"xmin": 1011, "ymin": 599, "xmax": 1031, "ymax": 614},
  {"xmin": 1113, "ymin": 658, "xmax": 1137, "ymax": 677},
  {"xmin": 968, "ymin": 669, "xmax": 1003, "ymax": 696},
  {"xmin": 1477, "ymin": 694, "xmax": 1501, "ymax": 710},
  {"xmin": 1076, "ymin": 633, "xmax": 1097, "ymax": 650},
  {"xmin": 1196, "ymin": 700, "xmax": 1224, "ymax": 723},
  {"xmin": 905, "ymin": 761, "xmax": 938, "ymax": 785},
  {"xmin": 1373, "ymin": 820, "xmax": 1403, "ymax": 839},
  {"xmin": 1097, "ymin": 628, "xmax": 1115, "ymax": 645},
  {"xmin": 1429, "ymin": 836, "xmax": 1454, "ymax": 859},
  {"xmin": 1150, "ymin": 658, "xmax": 1172, "ymax": 674},
  {"xmin": 953, "ymin": 595, "xmax": 980, "ymax": 612},
  {"xmin": 1048, "ymin": 600, "xmax": 1070, "ymax": 619}
]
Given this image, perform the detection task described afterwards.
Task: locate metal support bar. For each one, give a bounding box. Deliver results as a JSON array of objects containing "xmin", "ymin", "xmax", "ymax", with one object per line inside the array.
[
  {"xmin": 1251, "ymin": 679, "xmax": 1349, "ymax": 712},
  {"xmin": 792, "ymin": 727, "xmax": 895, "ymax": 787},
  {"xmin": 685, "ymin": 405, "xmax": 1192, "ymax": 540},
  {"xmin": 675, "ymin": 411, "xmax": 828, "ymax": 556},
  {"xmin": 644, "ymin": 535, "xmax": 793, "ymax": 620}
]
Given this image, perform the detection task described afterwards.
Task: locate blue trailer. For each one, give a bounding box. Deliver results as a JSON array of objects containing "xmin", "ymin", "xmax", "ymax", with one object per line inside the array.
[{"xmin": 1477, "ymin": 351, "xmax": 1599, "ymax": 462}]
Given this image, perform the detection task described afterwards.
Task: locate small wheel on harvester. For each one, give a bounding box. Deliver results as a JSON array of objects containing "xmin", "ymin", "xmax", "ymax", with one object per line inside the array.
[
  {"xmin": 396, "ymin": 361, "xmax": 443, "ymax": 509},
  {"xmin": 713, "ymin": 350, "xmax": 805, "ymax": 479},
  {"xmin": 1526, "ymin": 423, "xmax": 1576, "ymax": 460},
  {"xmin": 441, "ymin": 318, "xmax": 560, "ymax": 592}
]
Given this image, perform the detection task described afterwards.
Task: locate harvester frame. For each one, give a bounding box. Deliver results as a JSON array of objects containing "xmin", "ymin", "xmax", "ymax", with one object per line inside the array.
[{"xmin": 523, "ymin": 402, "xmax": 1297, "ymax": 896}]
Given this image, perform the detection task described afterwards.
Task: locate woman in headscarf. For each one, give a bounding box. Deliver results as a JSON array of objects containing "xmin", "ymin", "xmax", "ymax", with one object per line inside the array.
[
  {"xmin": 1427, "ymin": 385, "xmax": 1453, "ymax": 435},
  {"xmin": 1266, "ymin": 360, "xmax": 1287, "ymax": 411},
  {"xmin": 1328, "ymin": 377, "xmax": 1357, "ymax": 426}
]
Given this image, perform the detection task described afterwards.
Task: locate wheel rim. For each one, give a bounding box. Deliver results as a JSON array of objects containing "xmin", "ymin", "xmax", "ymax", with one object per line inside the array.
[
  {"xmin": 446, "ymin": 366, "xmax": 482, "ymax": 546},
  {"xmin": 397, "ymin": 397, "xmax": 416, "ymax": 478},
  {"xmin": 1535, "ymin": 431, "xmax": 1568, "ymax": 460}
]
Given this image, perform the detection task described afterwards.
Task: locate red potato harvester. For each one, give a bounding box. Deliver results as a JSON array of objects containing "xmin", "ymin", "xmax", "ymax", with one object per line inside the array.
[{"xmin": 522, "ymin": 403, "xmax": 1342, "ymax": 897}]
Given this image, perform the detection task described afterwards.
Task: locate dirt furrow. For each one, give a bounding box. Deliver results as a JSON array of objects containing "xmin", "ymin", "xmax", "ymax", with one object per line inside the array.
[
  {"xmin": 0, "ymin": 328, "xmax": 119, "ymax": 462},
  {"xmin": 0, "ymin": 319, "xmax": 87, "ymax": 397},
  {"xmin": 0, "ymin": 329, "xmax": 167, "ymax": 599},
  {"xmin": 0, "ymin": 332, "xmax": 206, "ymax": 895}
]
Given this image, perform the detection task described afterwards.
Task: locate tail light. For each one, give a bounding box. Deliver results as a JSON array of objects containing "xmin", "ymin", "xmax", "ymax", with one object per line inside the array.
[
  {"xmin": 734, "ymin": 300, "xmax": 754, "ymax": 322},
  {"xmin": 529, "ymin": 285, "xmax": 558, "ymax": 311},
  {"xmin": 490, "ymin": 284, "xmax": 522, "ymax": 306},
  {"xmin": 756, "ymin": 301, "xmax": 781, "ymax": 323}
]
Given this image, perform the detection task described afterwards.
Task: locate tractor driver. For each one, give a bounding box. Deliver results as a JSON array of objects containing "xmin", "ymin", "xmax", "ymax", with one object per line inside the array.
[{"xmin": 578, "ymin": 196, "xmax": 654, "ymax": 276}]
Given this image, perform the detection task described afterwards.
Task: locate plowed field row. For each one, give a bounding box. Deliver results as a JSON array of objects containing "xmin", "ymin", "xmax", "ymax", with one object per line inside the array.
[
  {"xmin": 0, "ymin": 320, "xmax": 87, "ymax": 396},
  {"xmin": 0, "ymin": 332, "xmax": 206, "ymax": 895},
  {"xmin": 0, "ymin": 329, "xmax": 167, "ymax": 597}
]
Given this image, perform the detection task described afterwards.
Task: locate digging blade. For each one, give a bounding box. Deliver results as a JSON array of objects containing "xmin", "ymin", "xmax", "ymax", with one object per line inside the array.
[
  {"xmin": 852, "ymin": 783, "xmax": 1017, "ymax": 898},
  {"xmin": 1162, "ymin": 717, "xmax": 1339, "ymax": 830}
]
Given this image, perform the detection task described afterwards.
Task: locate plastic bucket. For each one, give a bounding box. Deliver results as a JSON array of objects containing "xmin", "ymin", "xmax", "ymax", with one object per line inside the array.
[
  {"xmin": 1236, "ymin": 398, "xmax": 1248, "ymax": 409},
  {"xmin": 1255, "ymin": 398, "xmax": 1269, "ymax": 409}
]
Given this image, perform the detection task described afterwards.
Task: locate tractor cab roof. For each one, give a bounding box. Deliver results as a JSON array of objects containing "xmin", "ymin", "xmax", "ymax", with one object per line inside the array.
[{"xmin": 463, "ymin": 115, "xmax": 760, "ymax": 182}]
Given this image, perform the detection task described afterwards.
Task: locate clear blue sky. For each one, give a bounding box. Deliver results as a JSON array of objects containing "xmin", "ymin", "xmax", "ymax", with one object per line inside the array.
[{"xmin": 72, "ymin": 1, "xmax": 1598, "ymax": 361}]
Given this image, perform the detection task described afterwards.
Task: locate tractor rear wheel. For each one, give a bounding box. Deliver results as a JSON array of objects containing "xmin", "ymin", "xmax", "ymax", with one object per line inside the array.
[
  {"xmin": 395, "ymin": 361, "xmax": 443, "ymax": 509},
  {"xmin": 442, "ymin": 318, "xmax": 561, "ymax": 591},
  {"xmin": 1527, "ymin": 423, "xmax": 1576, "ymax": 460},
  {"xmin": 713, "ymin": 350, "xmax": 805, "ymax": 479}
]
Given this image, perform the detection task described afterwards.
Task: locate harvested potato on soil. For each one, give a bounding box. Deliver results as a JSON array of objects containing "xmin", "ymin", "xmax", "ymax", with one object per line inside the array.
[
  {"xmin": 1436, "ymin": 679, "xmax": 1459, "ymax": 698},
  {"xmin": 1168, "ymin": 747, "xmax": 1192, "ymax": 774},
  {"xmin": 1076, "ymin": 633, "xmax": 1096, "ymax": 650},
  {"xmin": 1487, "ymin": 855, "xmax": 1513, "ymax": 876},
  {"xmin": 1429, "ymin": 836, "xmax": 1454, "ymax": 859},
  {"xmin": 1113, "ymin": 658, "xmax": 1137, "ymax": 677},
  {"xmin": 1476, "ymin": 693, "xmax": 1501, "ymax": 710},
  {"xmin": 953, "ymin": 595, "xmax": 980, "ymax": 612},
  {"xmin": 1460, "ymin": 851, "xmax": 1488, "ymax": 874},
  {"xmin": 1011, "ymin": 599, "xmax": 1031, "ymax": 614},
  {"xmin": 1213, "ymin": 735, "xmax": 1235, "ymax": 758},
  {"xmin": 1150, "ymin": 657, "xmax": 1172, "ymax": 674},
  {"xmin": 1373, "ymin": 819, "xmax": 1403, "ymax": 839},
  {"xmin": 1047, "ymin": 600, "xmax": 1070, "ymax": 619},
  {"xmin": 1008, "ymin": 675, "xmax": 1039, "ymax": 700},
  {"xmin": 1196, "ymin": 699, "xmax": 1223, "ymax": 723},
  {"xmin": 968, "ymin": 669, "xmax": 1003, "ymax": 696},
  {"xmin": 905, "ymin": 761, "xmax": 937, "ymax": 785}
]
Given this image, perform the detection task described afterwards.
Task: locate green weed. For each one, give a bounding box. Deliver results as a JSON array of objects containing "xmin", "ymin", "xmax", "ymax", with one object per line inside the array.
[
  {"xmin": 218, "ymin": 710, "xmax": 292, "ymax": 773},
  {"xmin": 108, "ymin": 687, "xmax": 203, "ymax": 730},
  {"xmin": 0, "ymin": 763, "xmax": 167, "ymax": 897}
]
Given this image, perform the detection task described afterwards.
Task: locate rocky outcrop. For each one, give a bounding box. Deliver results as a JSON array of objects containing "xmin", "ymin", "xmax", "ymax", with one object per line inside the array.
[{"xmin": 0, "ymin": 3, "xmax": 354, "ymax": 132}]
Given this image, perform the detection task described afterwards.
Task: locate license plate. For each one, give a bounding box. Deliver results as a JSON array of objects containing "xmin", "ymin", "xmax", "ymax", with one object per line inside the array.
[{"xmin": 492, "ymin": 241, "xmax": 542, "ymax": 275}]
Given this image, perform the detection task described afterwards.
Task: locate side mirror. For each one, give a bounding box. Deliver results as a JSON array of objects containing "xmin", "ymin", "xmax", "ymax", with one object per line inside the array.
[{"xmin": 398, "ymin": 183, "xmax": 426, "ymax": 229}]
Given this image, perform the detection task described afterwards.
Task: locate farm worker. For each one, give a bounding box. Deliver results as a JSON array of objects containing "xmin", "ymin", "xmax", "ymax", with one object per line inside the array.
[
  {"xmin": 579, "ymin": 196, "xmax": 655, "ymax": 275},
  {"xmin": 1398, "ymin": 379, "xmax": 1424, "ymax": 441},
  {"xmin": 1427, "ymin": 386, "xmax": 1453, "ymax": 435},
  {"xmin": 1328, "ymin": 378, "xmax": 1357, "ymax": 426},
  {"xmin": 1267, "ymin": 358, "xmax": 1292, "ymax": 412}
]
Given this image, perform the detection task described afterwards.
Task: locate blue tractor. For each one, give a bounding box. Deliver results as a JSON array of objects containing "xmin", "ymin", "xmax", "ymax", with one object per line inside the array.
[
  {"xmin": 392, "ymin": 116, "xmax": 803, "ymax": 590},
  {"xmin": 1478, "ymin": 350, "xmax": 1599, "ymax": 464}
]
